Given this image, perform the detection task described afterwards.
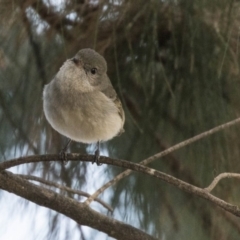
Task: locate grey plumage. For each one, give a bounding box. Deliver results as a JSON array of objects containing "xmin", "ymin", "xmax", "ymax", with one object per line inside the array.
[{"xmin": 43, "ymin": 48, "xmax": 125, "ymax": 146}]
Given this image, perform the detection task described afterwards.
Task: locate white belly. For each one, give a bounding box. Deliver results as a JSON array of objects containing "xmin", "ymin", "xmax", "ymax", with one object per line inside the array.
[
  {"xmin": 57, "ymin": 110, "xmax": 122, "ymax": 143},
  {"xmin": 43, "ymin": 86, "xmax": 123, "ymax": 143}
]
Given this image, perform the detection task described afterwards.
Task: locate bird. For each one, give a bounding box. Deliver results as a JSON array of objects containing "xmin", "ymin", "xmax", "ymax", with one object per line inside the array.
[{"xmin": 43, "ymin": 48, "xmax": 125, "ymax": 165}]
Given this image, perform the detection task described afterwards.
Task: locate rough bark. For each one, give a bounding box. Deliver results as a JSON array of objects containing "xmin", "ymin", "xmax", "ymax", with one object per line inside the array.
[{"xmin": 0, "ymin": 170, "xmax": 156, "ymax": 240}]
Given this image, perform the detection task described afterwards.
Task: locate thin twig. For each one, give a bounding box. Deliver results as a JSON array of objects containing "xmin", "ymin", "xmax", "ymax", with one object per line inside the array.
[
  {"xmin": 205, "ymin": 173, "xmax": 240, "ymax": 192},
  {"xmin": 17, "ymin": 174, "xmax": 113, "ymax": 212},
  {"xmin": 85, "ymin": 117, "xmax": 240, "ymax": 204}
]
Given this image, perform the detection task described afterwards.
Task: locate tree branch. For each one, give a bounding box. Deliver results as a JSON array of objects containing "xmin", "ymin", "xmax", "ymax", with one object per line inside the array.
[
  {"xmin": 1, "ymin": 153, "xmax": 240, "ymax": 217},
  {"xmin": 17, "ymin": 174, "xmax": 113, "ymax": 212},
  {"xmin": 0, "ymin": 170, "xmax": 156, "ymax": 240},
  {"xmin": 205, "ymin": 173, "xmax": 240, "ymax": 192},
  {"xmin": 86, "ymin": 117, "xmax": 240, "ymax": 204},
  {"xmin": 25, "ymin": 0, "xmax": 75, "ymax": 41}
]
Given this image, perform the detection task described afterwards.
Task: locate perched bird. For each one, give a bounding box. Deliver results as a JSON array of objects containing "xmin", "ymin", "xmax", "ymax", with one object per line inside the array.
[{"xmin": 43, "ymin": 48, "xmax": 125, "ymax": 165}]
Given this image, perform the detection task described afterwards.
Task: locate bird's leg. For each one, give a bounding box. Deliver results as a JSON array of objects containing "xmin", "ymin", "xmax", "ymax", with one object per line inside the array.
[
  {"xmin": 93, "ymin": 141, "xmax": 102, "ymax": 166},
  {"xmin": 59, "ymin": 139, "xmax": 72, "ymax": 165}
]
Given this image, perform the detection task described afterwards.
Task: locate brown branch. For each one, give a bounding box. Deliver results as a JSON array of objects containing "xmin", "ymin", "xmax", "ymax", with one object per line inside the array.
[
  {"xmin": 86, "ymin": 117, "xmax": 240, "ymax": 204},
  {"xmin": 205, "ymin": 173, "xmax": 240, "ymax": 192},
  {"xmin": 0, "ymin": 153, "xmax": 90, "ymax": 170},
  {"xmin": 17, "ymin": 174, "xmax": 113, "ymax": 212},
  {"xmin": 0, "ymin": 170, "xmax": 156, "ymax": 240},
  {"xmin": 26, "ymin": 0, "xmax": 75, "ymax": 41},
  {"xmin": 0, "ymin": 154, "xmax": 240, "ymax": 217}
]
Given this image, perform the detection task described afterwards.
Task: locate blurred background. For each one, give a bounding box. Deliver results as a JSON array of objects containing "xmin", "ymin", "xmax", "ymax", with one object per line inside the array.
[{"xmin": 1, "ymin": 0, "xmax": 240, "ymax": 239}]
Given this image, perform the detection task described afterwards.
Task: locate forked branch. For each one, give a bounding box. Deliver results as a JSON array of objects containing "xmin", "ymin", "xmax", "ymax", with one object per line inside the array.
[
  {"xmin": 205, "ymin": 173, "xmax": 240, "ymax": 192},
  {"xmin": 85, "ymin": 117, "xmax": 240, "ymax": 204}
]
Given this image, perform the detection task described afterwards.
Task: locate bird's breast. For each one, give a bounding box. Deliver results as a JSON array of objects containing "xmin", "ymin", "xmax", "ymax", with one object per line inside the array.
[{"xmin": 44, "ymin": 85, "xmax": 123, "ymax": 143}]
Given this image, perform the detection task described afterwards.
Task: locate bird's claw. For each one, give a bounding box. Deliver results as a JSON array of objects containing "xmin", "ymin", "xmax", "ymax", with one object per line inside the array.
[
  {"xmin": 59, "ymin": 139, "xmax": 72, "ymax": 165},
  {"xmin": 59, "ymin": 150, "xmax": 68, "ymax": 165},
  {"xmin": 93, "ymin": 148, "xmax": 102, "ymax": 166}
]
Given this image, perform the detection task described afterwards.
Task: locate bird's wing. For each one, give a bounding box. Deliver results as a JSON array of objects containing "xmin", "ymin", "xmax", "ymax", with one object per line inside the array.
[{"xmin": 100, "ymin": 81, "xmax": 125, "ymax": 132}]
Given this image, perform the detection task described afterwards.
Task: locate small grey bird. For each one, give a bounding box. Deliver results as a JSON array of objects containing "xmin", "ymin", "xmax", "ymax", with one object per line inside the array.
[{"xmin": 43, "ymin": 48, "xmax": 125, "ymax": 164}]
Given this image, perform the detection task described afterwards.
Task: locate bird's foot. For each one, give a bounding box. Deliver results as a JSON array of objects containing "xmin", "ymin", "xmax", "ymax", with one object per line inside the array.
[
  {"xmin": 59, "ymin": 149, "xmax": 68, "ymax": 165},
  {"xmin": 93, "ymin": 148, "xmax": 102, "ymax": 166},
  {"xmin": 59, "ymin": 139, "xmax": 72, "ymax": 165}
]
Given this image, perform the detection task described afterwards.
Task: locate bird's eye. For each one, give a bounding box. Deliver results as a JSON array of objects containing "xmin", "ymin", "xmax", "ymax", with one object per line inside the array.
[{"xmin": 90, "ymin": 68, "xmax": 97, "ymax": 74}]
